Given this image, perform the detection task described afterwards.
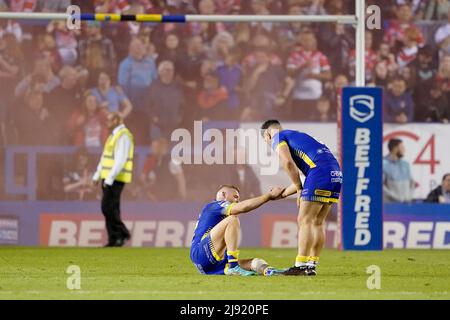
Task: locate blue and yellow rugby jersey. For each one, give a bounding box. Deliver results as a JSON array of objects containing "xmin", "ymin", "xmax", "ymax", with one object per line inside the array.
[
  {"xmin": 191, "ymin": 200, "xmax": 235, "ymax": 247},
  {"xmin": 272, "ymin": 130, "xmax": 338, "ymax": 177}
]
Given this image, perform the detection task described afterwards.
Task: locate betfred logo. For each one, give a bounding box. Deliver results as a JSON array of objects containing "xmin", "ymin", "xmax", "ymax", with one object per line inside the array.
[
  {"xmin": 384, "ymin": 221, "xmax": 450, "ymax": 249},
  {"xmin": 40, "ymin": 214, "xmax": 196, "ymax": 247},
  {"xmin": 349, "ymin": 94, "xmax": 375, "ymax": 123}
]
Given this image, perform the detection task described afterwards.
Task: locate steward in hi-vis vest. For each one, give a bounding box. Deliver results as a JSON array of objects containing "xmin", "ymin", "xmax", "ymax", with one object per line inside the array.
[
  {"xmin": 93, "ymin": 112, "xmax": 133, "ymax": 247},
  {"xmin": 100, "ymin": 126, "xmax": 134, "ymax": 183}
]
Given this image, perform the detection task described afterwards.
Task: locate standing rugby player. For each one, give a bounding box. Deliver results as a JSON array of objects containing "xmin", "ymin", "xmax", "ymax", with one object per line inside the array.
[{"xmin": 261, "ymin": 120, "xmax": 342, "ymax": 276}]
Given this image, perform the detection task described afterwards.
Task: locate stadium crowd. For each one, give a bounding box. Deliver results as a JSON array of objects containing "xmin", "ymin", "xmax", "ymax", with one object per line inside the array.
[{"xmin": 0, "ymin": 0, "xmax": 449, "ymax": 202}]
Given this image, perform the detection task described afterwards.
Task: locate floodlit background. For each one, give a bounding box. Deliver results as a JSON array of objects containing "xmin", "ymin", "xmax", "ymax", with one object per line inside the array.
[{"xmin": 0, "ymin": 0, "xmax": 449, "ymax": 249}]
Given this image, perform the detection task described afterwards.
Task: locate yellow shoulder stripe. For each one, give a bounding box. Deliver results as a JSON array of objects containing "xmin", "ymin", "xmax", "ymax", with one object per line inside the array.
[
  {"xmin": 276, "ymin": 141, "xmax": 288, "ymax": 150},
  {"xmin": 225, "ymin": 203, "xmax": 236, "ymax": 216}
]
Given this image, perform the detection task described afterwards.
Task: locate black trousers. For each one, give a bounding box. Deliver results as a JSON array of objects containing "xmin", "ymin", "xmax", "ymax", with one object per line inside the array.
[{"xmin": 101, "ymin": 180, "xmax": 130, "ymax": 243}]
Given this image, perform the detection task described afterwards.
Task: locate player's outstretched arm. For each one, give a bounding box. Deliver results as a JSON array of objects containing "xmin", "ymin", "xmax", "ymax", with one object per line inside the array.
[
  {"xmin": 228, "ymin": 187, "xmax": 284, "ymax": 215},
  {"xmin": 277, "ymin": 144, "xmax": 303, "ymax": 191},
  {"xmin": 280, "ymin": 183, "xmax": 299, "ymax": 198}
]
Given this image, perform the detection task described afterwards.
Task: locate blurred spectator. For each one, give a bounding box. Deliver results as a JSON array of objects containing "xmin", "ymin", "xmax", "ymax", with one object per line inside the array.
[
  {"xmin": 417, "ymin": 80, "xmax": 449, "ymax": 122},
  {"xmin": 436, "ymin": 54, "xmax": 450, "ymax": 95},
  {"xmin": 48, "ymin": 66, "xmax": 87, "ymax": 125},
  {"xmin": 409, "ymin": 45, "xmax": 437, "ymax": 88},
  {"xmin": 383, "ymin": 138, "xmax": 415, "ymax": 203},
  {"xmin": 178, "ymin": 35, "xmax": 206, "ymax": 93},
  {"xmin": 197, "ymin": 71, "xmax": 228, "ymax": 120},
  {"xmin": 233, "ymin": 23, "xmax": 252, "ymax": 57},
  {"xmin": 37, "ymin": 0, "xmax": 71, "ymax": 12},
  {"xmin": 384, "ymin": 77, "xmax": 414, "ymax": 123},
  {"xmin": 66, "ymin": 92, "xmax": 109, "ymax": 148},
  {"xmin": 376, "ymin": 42, "xmax": 400, "ymax": 75},
  {"xmin": 187, "ymin": 0, "xmax": 226, "ymax": 42},
  {"xmin": 323, "ymin": 0, "xmax": 349, "ymax": 15},
  {"xmin": 435, "ymin": 9, "xmax": 450, "ymax": 59},
  {"xmin": 242, "ymin": 34, "xmax": 282, "ymax": 71},
  {"xmin": 136, "ymin": 137, "xmax": 187, "ymax": 201},
  {"xmin": 216, "ymin": 48, "xmax": 243, "ymax": 119},
  {"xmin": 136, "ymin": 25, "xmax": 153, "ymax": 54},
  {"xmin": 94, "ymin": 0, "xmax": 131, "ymax": 13},
  {"xmin": 396, "ymin": 27, "xmax": 421, "ymax": 69},
  {"xmin": 0, "ymin": 19, "xmax": 22, "ymax": 43},
  {"xmin": 15, "ymin": 57, "xmax": 60, "ymax": 97},
  {"xmin": 425, "ymin": 173, "xmax": 450, "ymax": 203},
  {"xmin": 213, "ymin": 0, "xmax": 240, "ymax": 14},
  {"xmin": 0, "ymin": 0, "xmax": 37, "ymax": 12},
  {"xmin": 35, "ymin": 32, "xmax": 62, "ymax": 72},
  {"xmin": 328, "ymin": 73, "xmax": 349, "ymax": 107},
  {"xmin": 395, "ymin": 0, "xmax": 428, "ymax": 20},
  {"xmin": 156, "ymin": 33, "xmax": 183, "ymax": 71},
  {"xmin": 92, "ymin": 71, "xmax": 133, "ymax": 119},
  {"xmin": 309, "ymin": 95, "xmax": 336, "ymax": 122},
  {"xmin": 249, "ymin": 0, "xmax": 275, "ymax": 34},
  {"xmin": 286, "ymin": 30, "xmax": 332, "ymax": 120},
  {"xmin": 211, "ymin": 31, "xmax": 235, "ymax": 65},
  {"xmin": 62, "ymin": 147, "xmax": 98, "ymax": 201},
  {"xmin": 46, "ymin": 20, "xmax": 78, "ymax": 66},
  {"xmin": 385, "ymin": 4, "xmax": 425, "ymax": 49},
  {"xmin": 348, "ymin": 31, "xmax": 377, "ymax": 83},
  {"xmin": 295, "ymin": 0, "xmax": 323, "ymax": 15},
  {"xmin": 118, "ymin": 37, "xmax": 157, "ymax": 111},
  {"xmin": 0, "ymin": 32, "xmax": 23, "ymax": 145},
  {"xmin": 79, "ymin": 21, "xmax": 117, "ymax": 87},
  {"xmin": 71, "ymin": 0, "xmax": 95, "ymax": 12},
  {"xmin": 241, "ymin": 48, "xmax": 288, "ymax": 120},
  {"xmin": 12, "ymin": 89, "xmax": 60, "ymax": 145},
  {"xmin": 323, "ymin": 22, "xmax": 354, "ymax": 76},
  {"xmin": 148, "ymin": 60, "xmax": 184, "ymax": 138},
  {"xmin": 276, "ymin": 4, "xmax": 304, "ymax": 53},
  {"xmin": 399, "ymin": 64, "xmax": 415, "ymax": 89},
  {"xmin": 200, "ymin": 58, "xmax": 216, "ymax": 78},
  {"xmin": 425, "ymin": 0, "xmax": 450, "ymax": 21}
]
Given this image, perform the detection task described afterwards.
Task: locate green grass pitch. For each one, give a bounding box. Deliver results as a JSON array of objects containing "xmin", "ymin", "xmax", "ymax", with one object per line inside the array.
[{"xmin": 0, "ymin": 247, "xmax": 449, "ymax": 300}]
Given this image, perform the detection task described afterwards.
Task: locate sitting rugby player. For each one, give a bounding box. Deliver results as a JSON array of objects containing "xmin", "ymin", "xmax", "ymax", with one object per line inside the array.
[{"xmin": 190, "ymin": 184, "xmax": 284, "ymax": 276}]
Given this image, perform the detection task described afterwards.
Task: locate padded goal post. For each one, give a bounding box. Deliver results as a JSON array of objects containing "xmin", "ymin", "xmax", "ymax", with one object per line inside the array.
[{"xmin": 338, "ymin": 87, "xmax": 383, "ymax": 250}]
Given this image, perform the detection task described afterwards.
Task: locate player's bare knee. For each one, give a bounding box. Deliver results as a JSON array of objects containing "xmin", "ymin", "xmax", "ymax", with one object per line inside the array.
[
  {"xmin": 227, "ymin": 215, "xmax": 240, "ymax": 227},
  {"xmin": 298, "ymin": 214, "xmax": 314, "ymax": 227},
  {"xmin": 313, "ymin": 217, "xmax": 325, "ymax": 227}
]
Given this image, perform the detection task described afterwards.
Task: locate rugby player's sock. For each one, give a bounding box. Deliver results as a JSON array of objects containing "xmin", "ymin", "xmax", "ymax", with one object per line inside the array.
[
  {"xmin": 307, "ymin": 256, "xmax": 319, "ymax": 267},
  {"xmin": 227, "ymin": 250, "xmax": 240, "ymax": 268},
  {"xmin": 295, "ymin": 255, "xmax": 308, "ymax": 267}
]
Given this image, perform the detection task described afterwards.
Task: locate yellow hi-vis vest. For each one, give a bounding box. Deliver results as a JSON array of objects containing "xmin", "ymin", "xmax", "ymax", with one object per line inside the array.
[{"xmin": 100, "ymin": 127, "xmax": 134, "ymax": 183}]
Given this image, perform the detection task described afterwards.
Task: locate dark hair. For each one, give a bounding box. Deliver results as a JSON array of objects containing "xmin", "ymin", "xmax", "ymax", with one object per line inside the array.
[
  {"xmin": 390, "ymin": 76, "xmax": 406, "ymax": 84},
  {"xmin": 261, "ymin": 119, "xmax": 281, "ymax": 134},
  {"xmin": 443, "ymin": 173, "xmax": 450, "ymax": 181},
  {"xmin": 388, "ymin": 138, "xmax": 402, "ymax": 152},
  {"xmin": 418, "ymin": 44, "xmax": 434, "ymax": 58},
  {"xmin": 217, "ymin": 184, "xmax": 240, "ymax": 193}
]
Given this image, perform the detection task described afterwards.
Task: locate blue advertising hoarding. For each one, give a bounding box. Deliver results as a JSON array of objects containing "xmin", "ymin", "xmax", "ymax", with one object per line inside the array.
[{"xmin": 341, "ymin": 87, "xmax": 383, "ymax": 250}]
